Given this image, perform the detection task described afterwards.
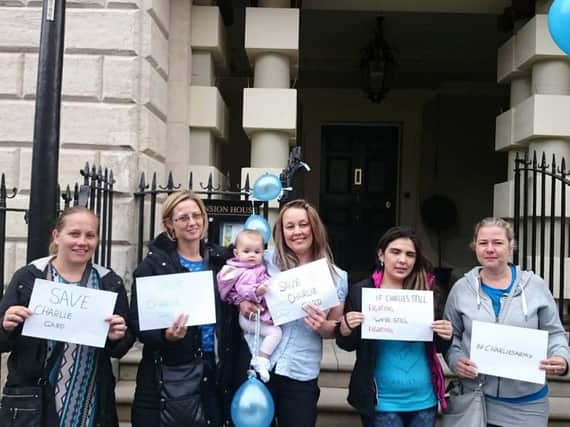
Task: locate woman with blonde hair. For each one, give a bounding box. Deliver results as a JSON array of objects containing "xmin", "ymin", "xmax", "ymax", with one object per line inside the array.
[
  {"xmin": 129, "ymin": 190, "xmax": 238, "ymax": 427},
  {"xmin": 0, "ymin": 206, "xmax": 133, "ymax": 427},
  {"xmin": 237, "ymin": 199, "xmax": 348, "ymax": 427},
  {"xmin": 444, "ymin": 217, "xmax": 570, "ymax": 427}
]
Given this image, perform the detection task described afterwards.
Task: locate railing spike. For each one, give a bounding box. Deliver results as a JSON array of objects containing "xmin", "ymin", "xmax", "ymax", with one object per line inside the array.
[
  {"xmin": 138, "ymin": 172, "xmax": 146, "ymax": 191},
  {"xmin": 166, "ymin": 172, "xmax": 174, "ymax": 190},
  {"xmin": 207, "ymin": 173, "xmax": 213, "ymax": 191},
  {"xmin": 151, "ymin": 172, "xmax": 158, "ymax": 191}
]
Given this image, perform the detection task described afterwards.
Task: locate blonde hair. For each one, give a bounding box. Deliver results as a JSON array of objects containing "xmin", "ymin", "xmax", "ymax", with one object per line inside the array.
[
  {"xmin": 161, "ymin": 191, "xmax": 208, "ymax": 240},
  {"xmin": 235, "ymin": 229, "xmax": 264, "ymax": 248},
  {"xmin": 49, "ymin": 207, "xmax": 99, "ymax": 255},
  {"xmin": 272, "ymin": 199, "xmax": 334, "ymax": 271},
  {"xmin": 470, "ymin": 217, "xmax": 516, "ymax": 250}
]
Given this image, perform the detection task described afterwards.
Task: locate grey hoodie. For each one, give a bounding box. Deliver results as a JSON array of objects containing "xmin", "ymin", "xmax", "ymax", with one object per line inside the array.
[{"xmin": 444, "ymin": 265, "xmax": 570, "ymax": 399}]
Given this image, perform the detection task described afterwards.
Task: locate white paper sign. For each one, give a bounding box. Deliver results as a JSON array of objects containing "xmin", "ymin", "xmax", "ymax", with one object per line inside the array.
[
  {"xmin": 470, "ymin": 320, "xmax": 547, "ymax": 384},
  {"xmin": 136, "ymin": 271, "xmax": 216, "ymax": 331},
  {"xmin": 265, "ymin": 258, "xmax": 340, "ymax": 326},
  {"xmin": 22, "ymin": 279, "xmax": 117, "ymax": 348},
  {"xmin": 361, "ymin": 288, "xmax": 434, "ymax": 341}
]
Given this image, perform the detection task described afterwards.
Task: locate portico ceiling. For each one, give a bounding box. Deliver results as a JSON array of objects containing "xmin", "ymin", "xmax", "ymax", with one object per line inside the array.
[
  {"xmin": 298, "ymin": 10, "xmax": 512, "ymax": 89},
  {"xmin": 302, "ymin": 0, "xmax": 511, "ymax": 15}
]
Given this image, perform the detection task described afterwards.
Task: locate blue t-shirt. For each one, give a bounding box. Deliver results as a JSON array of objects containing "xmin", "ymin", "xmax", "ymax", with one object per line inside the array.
[
  {"xmin": 374, "ymin": 340, "xmax": 436, "ymax": 412},
  {"xmin": 480, "ymin": 264, "xmax": 549, "ymax": 403},
  {"xmin": 178, "ymin": 255, "xmax": 215, "ymax": 353},
  {"xmin": 480, "ymin": 264, "xmax": 516, "ymax": 318}
]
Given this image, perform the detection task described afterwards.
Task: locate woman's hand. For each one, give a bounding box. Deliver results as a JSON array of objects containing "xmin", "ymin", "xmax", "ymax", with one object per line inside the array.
[
  {"xmin": 106, "ymin": 315, "xmax": 128, "ymax": 341},
  {"xmin": 165, "ymin": 314, "xmax": 189, "ymax": 342},
  {"xmin": 239, "ymin": 300, "xmax": 263, "ymax": 320},
  {"xmin": 2, "ymin": 305, "xmax": 32, "ymax": 332},
  {"xmin": 432, "ymin": 320, "xmax": 452, "ymax": 340},
  {"xmin": 339, "ymin": 311, "xmax": 364, "ymax": 336},
  {"xmin": 540, "ymin": 356, "xmax": 568, "ymax": 376},
  {"xmin": 303, "ymin": 303, "xmax": 327, "ymax": 332},
  {"xmin": 456, "ymin": 357, "xmax": 478, "ymax": 379}
]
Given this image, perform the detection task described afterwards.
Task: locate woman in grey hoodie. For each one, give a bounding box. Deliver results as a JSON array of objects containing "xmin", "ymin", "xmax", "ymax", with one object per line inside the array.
[{"xmin": 444, "ymin": 217, "xmax": 570, "ymax": 427}]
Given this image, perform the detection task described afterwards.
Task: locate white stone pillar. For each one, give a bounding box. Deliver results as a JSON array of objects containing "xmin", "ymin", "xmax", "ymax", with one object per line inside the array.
[
  {"xmin": 167, "ymin": 0, "xmax": 192, "ymax": 184},
  {"xmin": 189, "ymin": 5, "xmax": 228, "ymax": 190},
  {"xmin": 254, "ymin": 53, "xmax": 290, "ymax": 88},
  {"xmin": 243, "ymin": 6, "xmax": 299, "ymax": 186},
  {"xmin": 494, "ymin": 10, "xmax": 570, "ymax": 298}
]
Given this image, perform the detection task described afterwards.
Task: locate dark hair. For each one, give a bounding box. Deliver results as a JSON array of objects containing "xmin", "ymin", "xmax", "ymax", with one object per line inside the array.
[{"xmin": 375, "ymin": 226, "xmax": 433, "ymax": 291}]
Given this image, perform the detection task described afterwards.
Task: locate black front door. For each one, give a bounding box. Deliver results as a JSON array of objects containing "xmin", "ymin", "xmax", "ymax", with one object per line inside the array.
[{"xmin": 320, "ymin": 124, "xmax": 399, "ymax": 283}]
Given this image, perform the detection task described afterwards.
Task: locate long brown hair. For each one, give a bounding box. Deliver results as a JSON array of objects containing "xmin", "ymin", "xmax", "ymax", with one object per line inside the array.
[
  {"xmin": 272, "ymin": 199, "xmax": 334, "ymax": 271},
  {"xmin": 161, "ymin": 190, "xmax": 208, "ymax": 240},
  {"xmin": 376, "ymin": 226, "xmax": 433, "ymax": 291},
  {"xmin": 49, "ymin": 207, "xmax": 99, "ymax": 255}
]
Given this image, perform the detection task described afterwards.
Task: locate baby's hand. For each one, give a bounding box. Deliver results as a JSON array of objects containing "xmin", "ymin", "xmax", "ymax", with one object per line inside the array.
[{"xmin": 255, "ymin": 282, "xmax": 268, "ymax": 296}]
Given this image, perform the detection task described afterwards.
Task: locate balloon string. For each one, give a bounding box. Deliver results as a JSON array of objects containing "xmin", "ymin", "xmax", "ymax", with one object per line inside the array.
[{"xmin": 253, "ymin": 307, "xmax": 261, "ymax": 357}]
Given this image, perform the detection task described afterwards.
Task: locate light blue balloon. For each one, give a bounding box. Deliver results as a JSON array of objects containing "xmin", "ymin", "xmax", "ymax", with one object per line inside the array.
[
  {"xmin": 244, "ymin": 214, "xmax": 271, "ymax": 244},
  {"xmin": 252, "ymin": 173, "xmax": 282, "ymax": 201},
  {"xmin": 231, "ymin": 376, "xmax": 275, "ymax": 427},
  {"xmin": 548, "ymin": 0, "xmax": 570, "ymax": 55}
]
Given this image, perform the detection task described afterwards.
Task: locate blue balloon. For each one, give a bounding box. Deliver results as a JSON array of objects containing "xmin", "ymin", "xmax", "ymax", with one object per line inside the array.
[
  {"xmin": 244, "ymin": 214, "xmax": 271, "ymax": 244},
  {"xmin": 548, "ymin": 0, "xmax": 570, "ymax": 55},
  {"xmin": 252, "ymin": 174, "xmax": 282, "ymax": 201},
  {"xmin": 231, "ymin": 376, "xmax": 275, "ymax": 427}
]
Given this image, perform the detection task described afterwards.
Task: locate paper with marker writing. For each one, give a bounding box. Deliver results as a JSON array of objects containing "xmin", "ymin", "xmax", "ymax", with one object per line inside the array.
[
  {"xmin": 22, "ymin": 278, "xmax": 117, "ymax": 348},
  {"xmin": 136, "ymin": 271, "xmax": 216, "ymax": 331},
  {"xmin": 265, "ymin": 258, "xmax": 339, "ymax": 326},
  {"xmin": 470, "ymin": 320, "xmax": 547, "ymax": 384},
  {"xmin": 361, "ymin": 288, "xmax": 434, "ymax": 341}
]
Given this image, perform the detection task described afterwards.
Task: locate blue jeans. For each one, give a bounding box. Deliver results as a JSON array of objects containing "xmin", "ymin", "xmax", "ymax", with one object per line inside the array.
[{"xmin": 361, "ymin": 405, "xmax": 437, "ymax": 427}]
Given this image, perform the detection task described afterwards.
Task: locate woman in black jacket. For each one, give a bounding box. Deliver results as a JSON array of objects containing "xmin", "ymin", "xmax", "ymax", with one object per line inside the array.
[
  {"xmin": 336, "ymin": 226, "xmax": 451, "ymax": 427},
  {"xmin": 129, "ymin": 190, "xmax": 239, "ymax": 427},
  {"xmin": 0, "ymin": 206, "xmax": 133, "ymax": 427}
]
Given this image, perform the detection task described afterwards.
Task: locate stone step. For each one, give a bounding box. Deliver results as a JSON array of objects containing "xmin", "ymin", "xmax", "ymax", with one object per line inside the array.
[
  {"xmin": 116, "ymin": 381, "xmax": 135, "ymax": 422},
  {"xmin": 316, "ymin": 388, "xmax": 570, "ymax": 427},
  {"xmin": 116, "ymin": 341, "xmax": 570, "ymax": 425}
]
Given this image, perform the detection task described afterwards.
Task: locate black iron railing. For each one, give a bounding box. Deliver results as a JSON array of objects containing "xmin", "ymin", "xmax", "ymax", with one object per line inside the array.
[
  {"xmin": 1, "ymin": 163, "xmax": 115, "ymax": 296},
  {"xmin": 0, "ymin": 174, "xmax": 27, "ymax": 293},
  {"xmin": 134, "ymin": 171, "xmax": 269, "ymax": 264},
  {"xmin": 513, "ymin": 151, "xmax": 570, "ymax": 320}
]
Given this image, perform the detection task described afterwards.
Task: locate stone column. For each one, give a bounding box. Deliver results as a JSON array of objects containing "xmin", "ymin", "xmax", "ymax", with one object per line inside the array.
[
  {"xmin": 242, "ymin": 5, "xmax": 299, "ymax": 200},
  {"xmin": 188, "ymin": 4, "xmax": 229, "ymax": 190},
  {"xmin": 494, "ymin": 7, "xmax": 570, "ymax": 295}
]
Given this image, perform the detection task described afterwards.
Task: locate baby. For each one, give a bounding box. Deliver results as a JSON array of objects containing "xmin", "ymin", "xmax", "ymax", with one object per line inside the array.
[{"xmin": 217, "ymin": 229, "xmax": 282, "ymax": 382}]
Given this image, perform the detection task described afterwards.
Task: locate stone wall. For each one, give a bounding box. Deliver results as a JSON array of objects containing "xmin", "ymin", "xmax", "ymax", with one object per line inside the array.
[{"xmin": 0, "ymin": 0, "xmax": 173, "ymax": 286}]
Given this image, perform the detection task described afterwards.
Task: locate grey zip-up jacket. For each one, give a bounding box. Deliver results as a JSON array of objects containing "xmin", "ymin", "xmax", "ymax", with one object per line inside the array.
[{"xmin": 444, "ymin": 265, "xmax": 570, "ymax": 399}]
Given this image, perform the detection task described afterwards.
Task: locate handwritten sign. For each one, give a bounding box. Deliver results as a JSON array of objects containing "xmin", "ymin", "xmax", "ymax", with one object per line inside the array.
[
  {"xmin": 470, "ymin": 320, "xmax": 547, "ymax": 384},
  {"xmin": 22, "ymin": 279, "xmax": 117, "ymax": 348},
  {"xmin": 265, "ymin": 258, "xmax": 340, "ymax": 326},
  {"xmin": 361, "ymin": 288, "xmax": 434, "ymax": 341},
  {"xmin": 136, "ymin": 271, "xmax": 216, "ymax": 331}
]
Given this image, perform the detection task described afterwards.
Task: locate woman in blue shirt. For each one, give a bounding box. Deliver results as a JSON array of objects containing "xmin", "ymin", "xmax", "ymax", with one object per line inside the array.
[
  {"xmin": 444, "ymin": 217, "xmax": 570, "ymax": 427},
  {"xmin": 238, "ymin": 199, "xmax": 348, "ymax": 427},
  {"xmin": 129, "ymin": 191, "xmax": 238, "ymax": 427},
  {"xmin": 336, "ymin": 226, "xmax": 452, "ymax": 427}
]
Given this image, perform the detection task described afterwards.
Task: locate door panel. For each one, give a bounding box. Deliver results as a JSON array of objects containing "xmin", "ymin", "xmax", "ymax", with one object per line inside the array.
[{"xmin": 320, "ymin": 124, "xmax": 399, "ymax": 283}]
